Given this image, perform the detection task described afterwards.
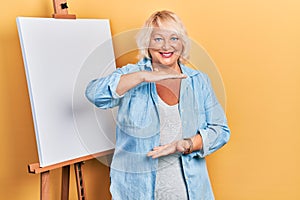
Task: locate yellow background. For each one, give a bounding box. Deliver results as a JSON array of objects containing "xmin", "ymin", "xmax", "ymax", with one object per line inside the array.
[{"xmin": 1, "ymin": 0, "xmax": 300, "ymax": 199}]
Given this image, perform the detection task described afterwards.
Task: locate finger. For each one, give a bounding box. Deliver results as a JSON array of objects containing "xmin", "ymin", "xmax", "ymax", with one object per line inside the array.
[
  {"xmin": 152, "ymin": 147, "xmax": 175, "ymax": 158},
  {"xmin": 150, "ymin": 151, "xmax": 164, "ymax": 159},
  {"xmin": 147, "ymin": 147, "xmax": 164, "ymax": 156},
  {"xmin": 166, "ymin": 73, "xmax": 187, "ymax": 80},
  {"xmin": 180, "ymin": 74, "xmax": 187, "ymax": 78},
  {"xmin": 147, "ymin": 151, "xmax": 155, "ymax": 157},
  {"xmin": 148, "ymin": 143, "xmax": 177, "ymax": 158},
  {"xmin": 176, "ymin": 73, "xmax": 186, "ymax": 77},
  {"xmin": 147, "ymin": 151, "xmax": 162, "ymax": 159},
  {"xmin": 153, "ymin": 146, "xmax": 165, "ymax": 150},
  {"xmin": 153, "ymin": 146, "xmax": 160, "ymax": 150},
  {"xmin": 147, "ymin": 149, "xmax": 166, "ymax": 158},
  {"xmin": 176, "ymin": 73, "xmax": 187, "ymax": 79},
  {"xmin": 151, "ymin": 149, "xmax": 171, "ymax": 158}
]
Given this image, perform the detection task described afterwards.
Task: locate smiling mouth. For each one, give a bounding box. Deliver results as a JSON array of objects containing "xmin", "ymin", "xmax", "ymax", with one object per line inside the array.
[{"xmin": 160, "ymin": 52, "xmax": 174, "ymax": 58}]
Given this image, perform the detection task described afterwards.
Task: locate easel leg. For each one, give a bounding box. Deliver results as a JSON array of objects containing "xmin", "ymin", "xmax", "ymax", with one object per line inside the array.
[
  {"xmin": 61, "ymin": 165, "xmax": 70, "ymax": 200},
  {"xmin": 74, "ymin": 162, "xmax": 87, "ymax": 200},
  {"xmin": 41, "ymin": 171, "xmax": 50, "ymax": 200}
]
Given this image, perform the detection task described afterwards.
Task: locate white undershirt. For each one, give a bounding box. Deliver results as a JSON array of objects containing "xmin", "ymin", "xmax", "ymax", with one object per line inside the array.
[
  {"xmin": 157, "ymin": 96, "xmax": 182, "ymax": 145},
  {"xmin": 155, "ymin": 96, "xmax": 188, "ymax": 200}
]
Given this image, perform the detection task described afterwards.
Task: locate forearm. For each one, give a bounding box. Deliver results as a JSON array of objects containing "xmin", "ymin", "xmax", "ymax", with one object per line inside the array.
[
  {"xmin": 116, "ymin": 70, "xmax": 187, "ymax": 96},
  {"xmin": 116, "ymin": 71, "xmax": 145, "ymax": 96}
]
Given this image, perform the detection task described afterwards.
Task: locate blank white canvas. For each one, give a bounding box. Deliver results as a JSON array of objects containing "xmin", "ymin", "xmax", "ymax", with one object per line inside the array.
[{"xmin": 17, "ymin": 17, "xmax": 116, "ymax": 167}]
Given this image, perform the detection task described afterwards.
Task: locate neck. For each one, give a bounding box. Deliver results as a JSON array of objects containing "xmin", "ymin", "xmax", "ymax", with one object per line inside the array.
[{"xmin": 152, "ymin": 62, "xmax": 181, "ymax": 74}]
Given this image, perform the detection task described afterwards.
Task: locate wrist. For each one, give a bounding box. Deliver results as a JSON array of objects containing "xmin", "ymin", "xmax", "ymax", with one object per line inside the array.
[
  {"xmin": 138, "ymin": 71, "xmax": 147, "ymax": 82},
  {"xmin": 183, "ymin": 138, "xmax": 193, "ymax": 154}
]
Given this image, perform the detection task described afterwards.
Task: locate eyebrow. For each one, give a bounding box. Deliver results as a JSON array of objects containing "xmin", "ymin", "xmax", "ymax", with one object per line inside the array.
[{"xmin": 151, "ymin": 33, "xmax": 179, "ymax": 38}]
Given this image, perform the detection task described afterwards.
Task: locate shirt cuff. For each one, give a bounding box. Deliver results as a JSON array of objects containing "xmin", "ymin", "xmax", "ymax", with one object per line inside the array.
[
  {"xmin": 108, "ymin": 73, "xmax": 125, "ymax": 99},
  {"xmin": 194, "ymin": 129, "xmax": 209, "ymax": 158}
]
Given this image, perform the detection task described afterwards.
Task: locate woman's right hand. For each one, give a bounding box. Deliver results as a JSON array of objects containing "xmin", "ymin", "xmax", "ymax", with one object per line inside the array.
[{"xmin": 141, "ymin": 69, "xmax": 187, "ymax": 83}]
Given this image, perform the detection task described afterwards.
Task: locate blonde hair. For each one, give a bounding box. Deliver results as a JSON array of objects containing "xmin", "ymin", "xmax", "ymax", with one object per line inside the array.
[{"xmin": 136, "ymin": 10, "xmax": 190, "ymax": 62}]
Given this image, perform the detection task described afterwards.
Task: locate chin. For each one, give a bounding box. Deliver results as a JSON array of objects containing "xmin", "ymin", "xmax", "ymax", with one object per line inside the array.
[{"xmin": 160, "ymin": 59, "xmax": 177, "ymax": 66}]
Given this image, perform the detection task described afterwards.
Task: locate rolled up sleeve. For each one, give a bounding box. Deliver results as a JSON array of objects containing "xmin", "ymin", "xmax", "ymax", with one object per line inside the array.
[
  {"xmin": 85, "ymin": 68, "xmax": 125, "ymax": 109},
  {"xmin": 196, "ymin": 74, "xmax": 230, "ymax": 158}
]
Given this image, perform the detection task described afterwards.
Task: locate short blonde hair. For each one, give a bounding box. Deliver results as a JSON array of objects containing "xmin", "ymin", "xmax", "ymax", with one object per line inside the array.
[{"xmin": 136, "ymin": 10, "xmax": 190, "ymax": 62}]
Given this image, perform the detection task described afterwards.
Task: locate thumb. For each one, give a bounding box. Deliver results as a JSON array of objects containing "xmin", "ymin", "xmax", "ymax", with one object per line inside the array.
[{"xmin": 177, "ymin": 146, "xmax": 186, "ymax": 153}]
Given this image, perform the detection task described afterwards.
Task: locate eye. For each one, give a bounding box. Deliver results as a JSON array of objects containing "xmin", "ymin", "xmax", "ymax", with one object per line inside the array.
[
  {"xmin": 170, "ymin": 37, "xmax": 179, "ymax": 41},
  {"xmin": 154, "ymin": 37, "xmax": 163, "ymax": 42}
]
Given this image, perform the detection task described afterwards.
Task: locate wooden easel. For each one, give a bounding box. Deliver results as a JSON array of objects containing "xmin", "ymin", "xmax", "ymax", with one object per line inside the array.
[
  {"xmin": 28, "ymin": 150, "xmax": 114, "ymax": 200},
  {"xmin": 52, "ymin": 0, "xmax": 76, "ymax": 19},
  {"xmin": 27, "ymin": 1, "xmax": 113, "ymax": 199}
]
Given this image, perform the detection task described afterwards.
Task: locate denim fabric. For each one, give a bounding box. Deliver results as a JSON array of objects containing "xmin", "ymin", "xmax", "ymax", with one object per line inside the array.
[{"xmin": 86, "ymin": 58, "xmax": 230, "ymax": 200}]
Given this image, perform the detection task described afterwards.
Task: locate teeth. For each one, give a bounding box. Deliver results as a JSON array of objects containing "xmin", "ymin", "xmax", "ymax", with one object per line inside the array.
[{"xmin": 161, "ymin": 52, "xmax": 173, "ymax": 57}]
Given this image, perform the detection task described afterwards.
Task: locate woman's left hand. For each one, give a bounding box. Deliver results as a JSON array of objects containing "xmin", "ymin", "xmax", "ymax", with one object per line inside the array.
[{"xmin": 147, "ymin": 140, "xmax": 190, "ymax": 159}]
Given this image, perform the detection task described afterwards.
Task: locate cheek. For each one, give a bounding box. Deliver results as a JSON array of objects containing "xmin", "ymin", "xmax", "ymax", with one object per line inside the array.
[
  {"xmin": 172, "ymin": 45, "xmax": 183, "ymax": 57},
  {"xmin": 148, "ymin": 49, "xmax": 159, "ymax": 59},
  {"xmin": 174, "ymin": 42, "xmax": 183, "ymax": 52},
  {"xmin": 148, "ymin": 40, "xmax": 159, "ymax": 50}
]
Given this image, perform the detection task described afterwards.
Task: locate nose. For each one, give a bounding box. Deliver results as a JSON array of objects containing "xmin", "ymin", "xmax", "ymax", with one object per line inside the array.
[{"xmin": 162, "ymin": 40, "xmax": 171, "ymax": 50}]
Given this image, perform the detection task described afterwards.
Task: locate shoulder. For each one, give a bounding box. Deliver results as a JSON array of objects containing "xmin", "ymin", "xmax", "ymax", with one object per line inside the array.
[{"xmin": 180, "ymin": 63, "xmax": 209, "ymax": 81}]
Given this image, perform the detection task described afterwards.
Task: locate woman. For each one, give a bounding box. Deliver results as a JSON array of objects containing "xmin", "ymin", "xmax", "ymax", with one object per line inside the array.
[{"xmin": 86, "ymin": 10, "xmax": 230, "ymax": 200}]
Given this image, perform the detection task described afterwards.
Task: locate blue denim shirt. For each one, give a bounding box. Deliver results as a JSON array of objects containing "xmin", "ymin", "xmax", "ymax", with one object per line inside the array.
[{"xmin": 86, "ymin": 58, "xmax": 230, "ymax": 200}]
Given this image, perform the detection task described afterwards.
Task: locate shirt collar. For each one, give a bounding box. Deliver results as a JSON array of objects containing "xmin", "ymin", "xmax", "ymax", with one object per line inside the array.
[{"xmin": 137, "ymin": 57, "xmax": 153, "ymax": 70}]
